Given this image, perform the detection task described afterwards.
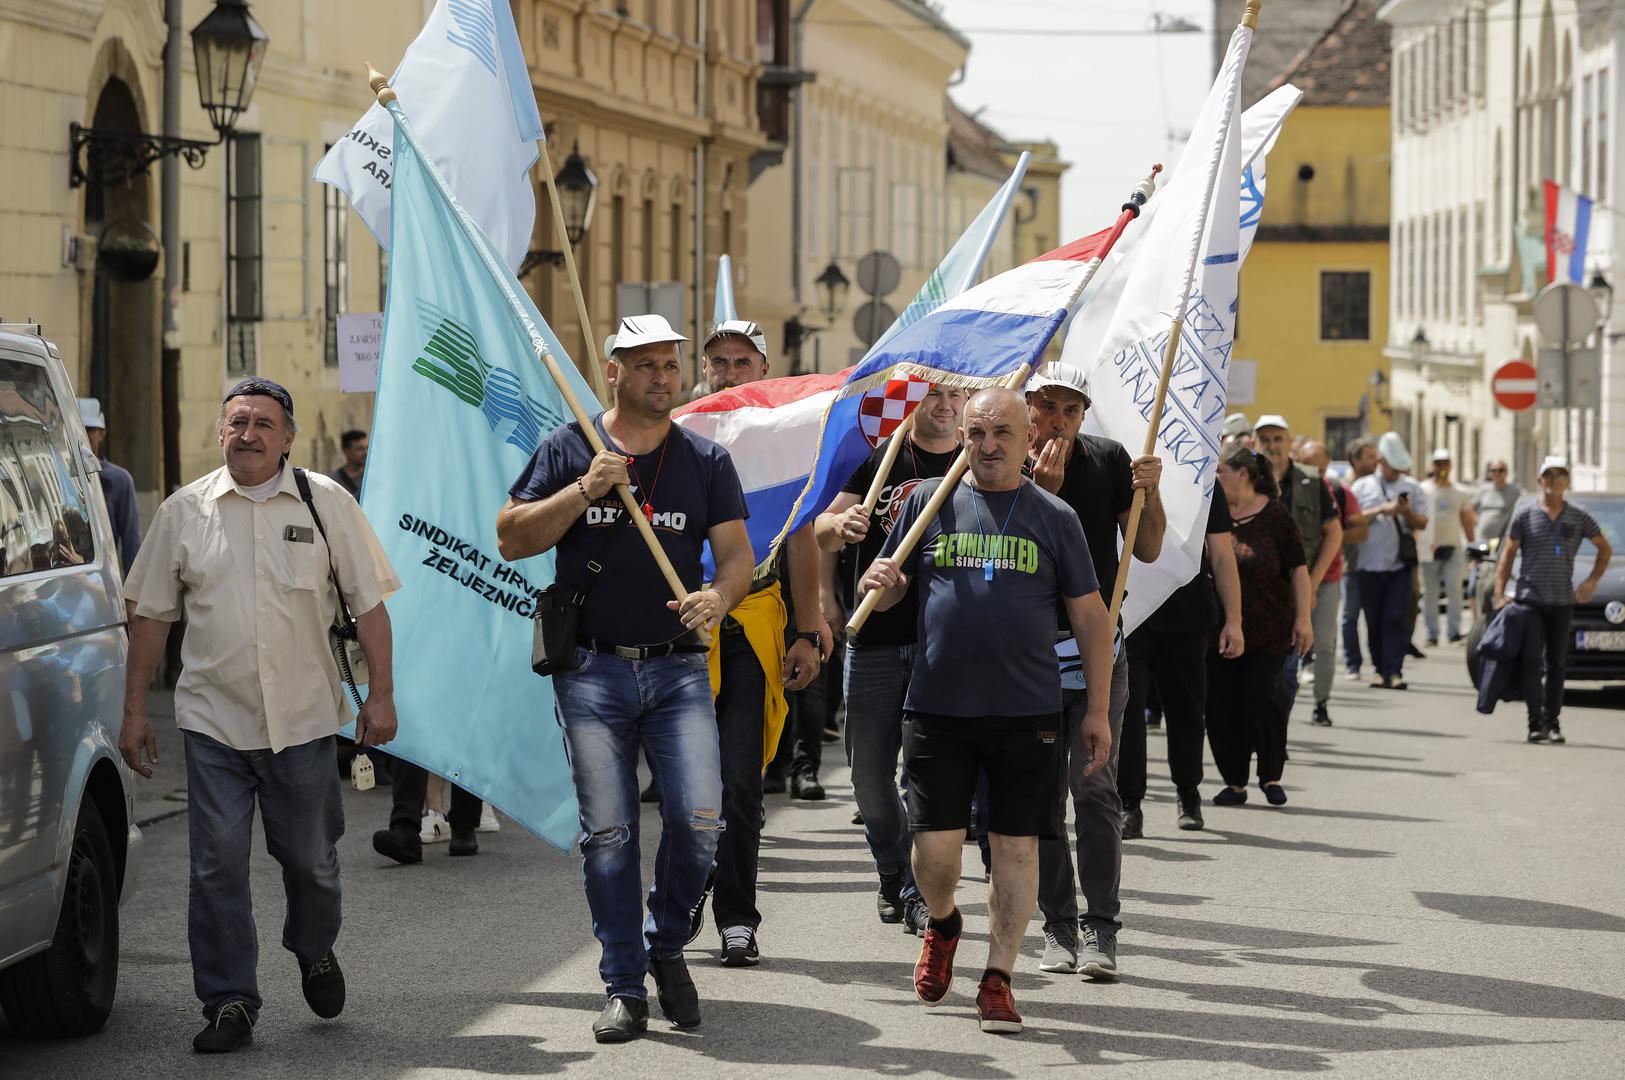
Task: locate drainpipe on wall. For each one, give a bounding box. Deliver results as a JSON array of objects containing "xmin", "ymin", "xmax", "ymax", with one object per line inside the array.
[
  {"xmin": 693, "ymin": 0, "xmax": 709, "ymax": 386},
  {"xmin": 161, "ymin": 0, "xmax": 183, "ymax": 494},
  {"xmin": 791, "ymin": 0, "xmax": 818, "ymax": 330}
]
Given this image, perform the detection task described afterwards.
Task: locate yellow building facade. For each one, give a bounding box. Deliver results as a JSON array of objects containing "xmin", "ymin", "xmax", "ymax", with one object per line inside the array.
[
  {"xmin": 1233, "ymin": 3, "xmax": 1391, "ymax": 459},
  {"xmin": 0, "ymin": 0, "xmax": 770, "ymax": 514}
]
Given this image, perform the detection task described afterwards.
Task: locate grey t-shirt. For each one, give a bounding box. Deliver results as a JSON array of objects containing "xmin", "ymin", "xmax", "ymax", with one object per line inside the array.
[
  {"xmin": 1474, "ymin": 482, "xmax": 1523, "ymax": 543},
  {"xmin": 881, "ymin": 477, "xmax": 1098, "ymax": 719},
  {"xmin": 1351, "ymin": 473, "xmax": 1425, "ymax": 573}
]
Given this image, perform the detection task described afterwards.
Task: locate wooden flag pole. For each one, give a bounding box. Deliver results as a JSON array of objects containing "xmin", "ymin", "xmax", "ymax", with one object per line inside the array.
[
  {"xmin": 845, "ymin": 365, "xmax": 1032, "ymax": 637},
  {"xmin": 1104, "ymin": 0, "xmax": 1260, "ymax": 629},
  {"xmin": 859, "ymin": 408, "xmax": 920, "ymax": 515},
  {"xmin": 366, "ymin": 64, "xmax": 703, "ymax": 641},
  {"xmin": 538, "ymin": 137, "xmax": 611, "ymax": 406}
]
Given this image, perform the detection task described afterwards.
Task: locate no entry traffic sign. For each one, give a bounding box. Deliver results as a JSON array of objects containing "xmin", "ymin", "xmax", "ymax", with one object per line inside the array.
[{"xmin": 1492, "ymin": 360, "xmax": 1539, "ymax": 412}]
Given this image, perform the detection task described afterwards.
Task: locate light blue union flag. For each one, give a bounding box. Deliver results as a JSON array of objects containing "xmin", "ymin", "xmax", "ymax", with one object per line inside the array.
[{"xmin": 345, "ymin": 100, "xmax": 597, "ymax": 851}]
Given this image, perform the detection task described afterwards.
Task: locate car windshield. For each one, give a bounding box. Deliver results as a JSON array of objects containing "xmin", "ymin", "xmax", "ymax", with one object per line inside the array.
[{"xmin": 1573, "ymin": 497, "xmax": 1625, "ymax": 551}]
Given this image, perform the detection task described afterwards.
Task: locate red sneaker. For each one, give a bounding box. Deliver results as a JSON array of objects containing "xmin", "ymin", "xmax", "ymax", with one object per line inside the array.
[
  {"xmin": 913, "ymin": 927, "xmax": 958, "ymax": 1004},
  {"xmin": 976, "ymin": 972, "xmax": 1023, "ymax": 1033}
]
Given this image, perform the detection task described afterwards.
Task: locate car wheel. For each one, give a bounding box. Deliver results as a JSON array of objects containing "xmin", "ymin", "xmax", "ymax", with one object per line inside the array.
[
  {"xmin": 0, "ymin": 797, "xmax": 120, "ymax": 1036},
  {"xmin": 1465, "ymin": 611, "xmax": 1487, "ymax": 686}
]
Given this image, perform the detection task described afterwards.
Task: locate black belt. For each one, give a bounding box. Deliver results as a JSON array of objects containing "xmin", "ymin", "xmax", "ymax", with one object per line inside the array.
[{"xmin": 578, "ymin": 632, "xmax": 707, "ymax": 661}]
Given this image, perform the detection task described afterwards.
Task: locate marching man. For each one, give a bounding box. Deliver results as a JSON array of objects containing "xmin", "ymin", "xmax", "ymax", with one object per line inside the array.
[{"xmin": 860, "ymin": 387, "xmax": 1114, "ymax": 1035}]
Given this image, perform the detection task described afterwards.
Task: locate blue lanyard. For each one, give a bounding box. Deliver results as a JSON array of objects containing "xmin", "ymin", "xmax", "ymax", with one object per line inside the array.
[{"xmin": 970, "ymin": 480, "xmax": 1024, "ymax": 581}]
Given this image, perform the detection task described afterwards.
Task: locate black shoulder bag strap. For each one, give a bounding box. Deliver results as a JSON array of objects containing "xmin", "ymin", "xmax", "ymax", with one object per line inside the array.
[{"xmin": 292, "ymin": 467, "xmax": 363, "ymax": 708}]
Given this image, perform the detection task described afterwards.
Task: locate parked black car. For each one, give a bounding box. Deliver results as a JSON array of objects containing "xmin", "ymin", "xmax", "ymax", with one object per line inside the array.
[{"xmin": 1465, "ymin": 493, "xmax": 1625, "ymax": 684}]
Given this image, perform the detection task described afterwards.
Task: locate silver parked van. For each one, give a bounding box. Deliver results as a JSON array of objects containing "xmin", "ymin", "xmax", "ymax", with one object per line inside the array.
[{"xmin": 0, "ymin": 324, "xmax": 140, "ymax": 1035}]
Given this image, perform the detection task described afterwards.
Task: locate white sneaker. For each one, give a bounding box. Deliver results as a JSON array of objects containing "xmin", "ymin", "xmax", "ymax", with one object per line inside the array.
[
  {"xmin": 419, "ymin": 810, "xmax": 451, "ymax": 844},
  {"xmin": 477, "ymin": 803, "xmax": 500, "ymax": 833}
]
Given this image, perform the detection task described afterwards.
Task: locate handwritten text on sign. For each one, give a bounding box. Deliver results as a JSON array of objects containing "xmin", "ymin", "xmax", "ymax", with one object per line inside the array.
[{"xmin": 338, "ymin": 312, "xmax": 385, "ymax": 393}]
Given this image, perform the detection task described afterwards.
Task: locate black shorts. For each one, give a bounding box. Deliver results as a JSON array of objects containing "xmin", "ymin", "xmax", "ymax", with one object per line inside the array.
[{"xmin": 902, "ymin": 712, "xmax": 1062, "ymax": 838}]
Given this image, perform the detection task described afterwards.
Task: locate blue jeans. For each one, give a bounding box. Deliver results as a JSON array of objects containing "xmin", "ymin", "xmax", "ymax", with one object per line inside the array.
[
  {"xmin": 1357, "ymin": 568, "xmax": 1413, "ymax": 680},
  {"xmin": 1341, "ymin": 572, "xmax": 1363, "ymax": 673},
  {"xmin": 183, "ymin": 731, "xmax": 344, "ymax": 1022},
  {"xmin": 553, "ymin": 647, "xmax": 723, "ymax": 1000},
  {"xmin": 842, "ymin": 642, "xmax": 918, "ymax": 898}
]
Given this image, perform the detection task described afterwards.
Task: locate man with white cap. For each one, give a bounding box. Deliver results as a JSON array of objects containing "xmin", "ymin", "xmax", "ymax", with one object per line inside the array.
[
  {"xmin": 1419, "ymin": 448, "xmax": 1476, "ymax": 645},
  {"xmin": 1022, "ymin": 362, "xmax": 1164, "ymax": 981},
  {"xmin": 684, "ymin": 318, "xmax": 828, "ymax": 971},
  {"xmin": 78, "ymin": 397, "xmax": 142, "ymax": 574},
  {"xmin": 1348, "ymin": 432, "xmax": 1429, "ymax": 689},
  {"xmin": 1254, "ymin": 415, "xmax": 1342, "ymax": 725},
  {"xmin": 498, "ymin": 313, "xmax": 754, "ymax": 1042},
  {"xmin": 1493, "ymin": 456, "xmax": 1612, "ymax": 743}
]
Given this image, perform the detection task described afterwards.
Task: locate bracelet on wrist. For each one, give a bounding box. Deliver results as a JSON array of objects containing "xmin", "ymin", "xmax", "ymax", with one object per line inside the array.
[{"xmin": 576, "ymin": 477, "xmax": 592, "ymax": 502}]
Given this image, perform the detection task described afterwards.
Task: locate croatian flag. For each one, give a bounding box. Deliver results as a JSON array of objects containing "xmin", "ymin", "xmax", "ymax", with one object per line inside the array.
[
  {"xmin": 1545, "ymin": 180, "xmax": 1594, "ymax": 285},
  {"xmin": 674, "ymin": 156, "xmax": 1031, "ymax": 566}
]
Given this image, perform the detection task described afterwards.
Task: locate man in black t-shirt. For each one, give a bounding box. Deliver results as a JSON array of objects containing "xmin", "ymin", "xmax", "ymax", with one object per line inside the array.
[
  {"xmin": 1022, "ymin": 362, "xmax": 1165, "ymax": 983},
  {"xmin": 862, "ymin": 387, "xmax": 1114, "ymax": 1035},
  {"xmin": 496, "ymin": 314, "xmax": 754, "ymax": 1044},
  {"xmin": 815, "ymin": 383, "xmax": 966, "ymax": 935},
  {"xmin": 1120, "ymin": 493, "xmax": 1244, "ymax": 839}
]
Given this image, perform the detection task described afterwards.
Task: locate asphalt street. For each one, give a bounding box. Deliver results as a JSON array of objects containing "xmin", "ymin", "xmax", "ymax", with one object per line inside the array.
[{"xmin": 4, "ymin": 643, "xmax": 1624, "ymax": 1078}]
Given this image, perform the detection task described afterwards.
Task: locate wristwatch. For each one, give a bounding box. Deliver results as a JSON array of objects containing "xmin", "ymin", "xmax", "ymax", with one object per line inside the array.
[{"xmin": 793, "ymin": 630, "xmax": 822, "ymax": 651}]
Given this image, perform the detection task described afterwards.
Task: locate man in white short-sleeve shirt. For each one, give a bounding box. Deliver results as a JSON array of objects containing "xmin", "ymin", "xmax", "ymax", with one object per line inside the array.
[{"xmin": 120, "ymin": 378, "xmax": 400, "ymax": 1054}]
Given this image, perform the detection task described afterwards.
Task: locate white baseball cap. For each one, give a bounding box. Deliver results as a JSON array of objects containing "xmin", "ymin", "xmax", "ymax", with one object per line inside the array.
[
  {"xmin": 606, "ymin": 314, "xmax": 689, "ymax": 356},
  {"xmin": 703, "ymin": 319, "xmax": 768, "ymax": 361},
  {"xmin": 1254, "ymin": 413, "xmax": 1290, "ymax": 432},
  {"xmin": 1024, "ymin": 362, "xmax": 1091, "ymax": 407},
  {"xmin": 1539, "ymin": 454, "xmax": 1571, "ymax": 476},
  {"xmin": 1377, "ymin": 431, "xmax": 1413, "ymax": 472},
  {"xmin": 1432, "ymin": 448, "xmax": 1453, "ymax": 463},
  {"xmin": 1221, "ymin": 412, "xmax": 1252, "ymax": 438},
  {"xmin": 78, "ymin": 397, "xmax": 106, "ymax": 430}
]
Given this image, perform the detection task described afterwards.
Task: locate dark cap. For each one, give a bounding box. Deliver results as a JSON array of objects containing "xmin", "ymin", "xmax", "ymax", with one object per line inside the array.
[{"xmin": 223, "ymin": 377, "xmax": 294, "ymax": 417}]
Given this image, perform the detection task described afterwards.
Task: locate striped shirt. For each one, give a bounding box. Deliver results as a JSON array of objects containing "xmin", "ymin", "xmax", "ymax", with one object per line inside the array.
[{"xmin": 1508, "ymin": 501, "xmax": 1601, "ymax": 606}]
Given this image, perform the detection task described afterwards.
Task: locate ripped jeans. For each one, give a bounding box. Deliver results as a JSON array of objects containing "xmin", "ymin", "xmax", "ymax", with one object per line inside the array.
[{"xmin": 554, "ymin": 646, "xmax": 724, "ymax": 1000}]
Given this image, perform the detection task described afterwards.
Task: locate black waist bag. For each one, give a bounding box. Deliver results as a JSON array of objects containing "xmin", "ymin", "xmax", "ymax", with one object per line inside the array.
[{"xmin": 532, "ymin": 501, "xmax": 631, "ymax": 677}]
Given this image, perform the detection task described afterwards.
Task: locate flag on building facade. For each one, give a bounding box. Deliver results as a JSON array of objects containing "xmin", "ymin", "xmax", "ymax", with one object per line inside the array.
[
  {"xmin": 1544, "ymin": 179, "xmax": 1594, "ymax": 285},
  {"xmin": 348, "ymin": 100, "xmax": 592, "ymax": 851},
  {"xmin": 1061, "ymin": 43, "xmax": 1301, "ymax": 633},
  {"xmin": 313, "ymin": 0, "xmax": 544, "ymax": 272},
  {"xmin": 673, "ymin": 156, "xmax": 1031, "ymax": 566}
]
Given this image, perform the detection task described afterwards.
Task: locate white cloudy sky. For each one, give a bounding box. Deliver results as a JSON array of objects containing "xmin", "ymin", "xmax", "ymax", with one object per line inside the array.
[{"xmin": 935, "ymin": 0, "xmax": 1217, "ymax": 241}]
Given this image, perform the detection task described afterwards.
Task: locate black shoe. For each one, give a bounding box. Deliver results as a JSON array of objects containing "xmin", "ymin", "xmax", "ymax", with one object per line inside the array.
[
  {"xmin": 592, "ymin": 996, "xmax": 649, "ymax": 1043},
  {"xmin": 903, "ymin": 894, "xmax": 929, "ymax": 937},
  {"xmin": 790, "ymin": 771, "xmax": 826, "ymax": 801},
  {"xmin": 1176, "ymin": 793, "xmax": 1204, "ymax": 831},
  {"xmin": 1406, "ymin": 644, "xmax": 1427, "ymax": 659},
  {"xmin": 762, "ymin": 770, "xmax": 787, "ymax": 795},
  {"xmin": 1261, "ymin": 782, "xmax": 1288, "ymax": 806},
  {"xmin": 449, "ymin": 827, "xmax": 478, "ymax": 856},
  {"xmin": 851, "ymin": 810, "xmax": 865, "ymax": 826},
  {"xmin": 686, "ymin": 864, "xmax": 717, "ymax": 945},
  {"xmin": 649, "ymin": 955, "xmax": 702, "ymax": 1027},
  {"xmin": 1448, "ymin": 633, "xmax": 1466, "ymax": 643},
  {"xmin": 640, "ymin": 779, "xmax": 661, "ymax": 804},
  {"xmin": 193, "ymin": 1001, "xmax": 254, "ymax": 1054},
  {"xmin": 371, "ymin": 824, "xmax": 423, "ymax": 865},
  {"xmin": 1311, "ymin": 703, "xmax": 1333, "ymax": 727},
  {"xmin": 877, "ymin": 871, "xmax": 905, "ymax": 924},
  {"xmin": 1527, "ymin": 725, "xmax": 1550, "ymax": 744},
  {"xmin": 299, "ymin": 949, "xmax": 345, "ymax": 1019},
  {"xmin": 1119, "ymin": 806, "xmax": 1144, "ymax": 840},
  {"xmin": 1425, "ymin": 636, "xmax": 1438, "ymax": 647},
  {"xmin": 1547, "ymin": 723, "xmax": 1566, "ymax": 744},
  {"xmin": 719, "ymin": 925, "xmax": 760, "ymax": 967}
]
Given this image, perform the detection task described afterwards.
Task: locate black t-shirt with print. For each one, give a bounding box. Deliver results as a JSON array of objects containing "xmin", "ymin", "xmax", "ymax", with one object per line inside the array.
[
  {"xmin": 508, "ymin": 416, "xmax": 747, "ymax": 646},
  {"xmin": 836, "ymin": 436, "xmax": 960, "ymax": 648}
]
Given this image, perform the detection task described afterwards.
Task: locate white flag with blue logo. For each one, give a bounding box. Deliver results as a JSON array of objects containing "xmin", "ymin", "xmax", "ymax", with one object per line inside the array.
[
  {"xmin": 314, "ymin": 0, "xmax": 544, "ymax": 272},
  {"xmin": 347, "ymin": 100, "xmax": 594, "ymax": 850}
]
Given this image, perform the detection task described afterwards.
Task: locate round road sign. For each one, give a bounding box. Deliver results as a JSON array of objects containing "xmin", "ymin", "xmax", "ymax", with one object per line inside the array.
[
  {"xmin": 1533, "ymin": 282, "xmax": 1600, "ymax": 346},
  {"xmin": 1491, "ymin": 359, "xmax": 1538, "ymax": 412}
]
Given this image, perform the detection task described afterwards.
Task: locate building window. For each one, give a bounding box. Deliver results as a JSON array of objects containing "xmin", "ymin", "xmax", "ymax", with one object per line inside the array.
[
  {"xmin": 227, "ymin": 131, "xmax": 263, "ymax": 375},
  {"xmin": 1457, "ymin": 206, "xmax": 1468, "ymax": 322},
  {"xmin": 1324, "ymin": 417, "xmax": 1363, "ymax": 461},
  {"xmin": 834, "ymin": 166, "xmax": 873, "ymax": 259},
  {"xmin": 890, "ymin": 183, "xmax": 919, "ymax": 267},
  {"xmin": 1474, "ymin": 9, "xmax": 1488, "ymax": 97},
  {"xmin": 1321, "ymin": 271, "xmax": 1371, "ymax": 341},
  {"xmin": 1600, "ymin": 69, "xmax": 1611, "ymax": 202},
  {"xmin": 378, "ymin": 246, "xmax": 389, "ymax": 311},
  {"xmin": 669, "ymin": 201, "xmax": 683, "ymax": 281},
  {"xmin": 323, "ymin": 153, "xmax": 349, "ymax": 368},
  {"xmin": 610, "ymin": 193, "xmax": 625, "ymax": 289}
]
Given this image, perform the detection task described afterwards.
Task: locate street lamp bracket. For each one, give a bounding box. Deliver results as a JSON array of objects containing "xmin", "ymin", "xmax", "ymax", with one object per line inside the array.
[{"xmin": 69, "ymin": 123, "xmax": 217, "ymax": 189}]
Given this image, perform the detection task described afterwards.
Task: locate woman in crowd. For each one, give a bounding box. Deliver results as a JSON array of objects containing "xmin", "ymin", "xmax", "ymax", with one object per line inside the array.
[{"xmin": 1206, "ymin": 444, "xmax": 1312, "ymax": 807}]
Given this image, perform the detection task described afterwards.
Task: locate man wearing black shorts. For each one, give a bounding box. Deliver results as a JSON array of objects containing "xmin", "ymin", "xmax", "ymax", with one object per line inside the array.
[{"xmin": 862, "ymin": 388, "xmax": 1113, "ymax": 1035}]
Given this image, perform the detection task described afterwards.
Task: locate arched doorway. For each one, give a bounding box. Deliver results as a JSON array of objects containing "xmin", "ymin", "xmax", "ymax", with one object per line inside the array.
[{"xmin": 84, "ymin": 74, "xmax": 160, "ymax": 498}]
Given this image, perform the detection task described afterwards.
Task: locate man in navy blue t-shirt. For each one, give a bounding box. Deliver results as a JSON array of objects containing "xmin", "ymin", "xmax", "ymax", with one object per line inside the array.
[
  {"xmin": 862, "ymin": 388, "xmax": 1114, "ymax": 1035},
  {"xmin": 496, "ymin": 314, "xmax": 753, "ymax": 1044}
]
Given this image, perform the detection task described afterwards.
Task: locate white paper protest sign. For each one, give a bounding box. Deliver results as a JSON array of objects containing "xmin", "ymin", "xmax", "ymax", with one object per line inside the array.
[{"xmin": 337, "ymin": 312, "xmax": 385, "ymax": 393}]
